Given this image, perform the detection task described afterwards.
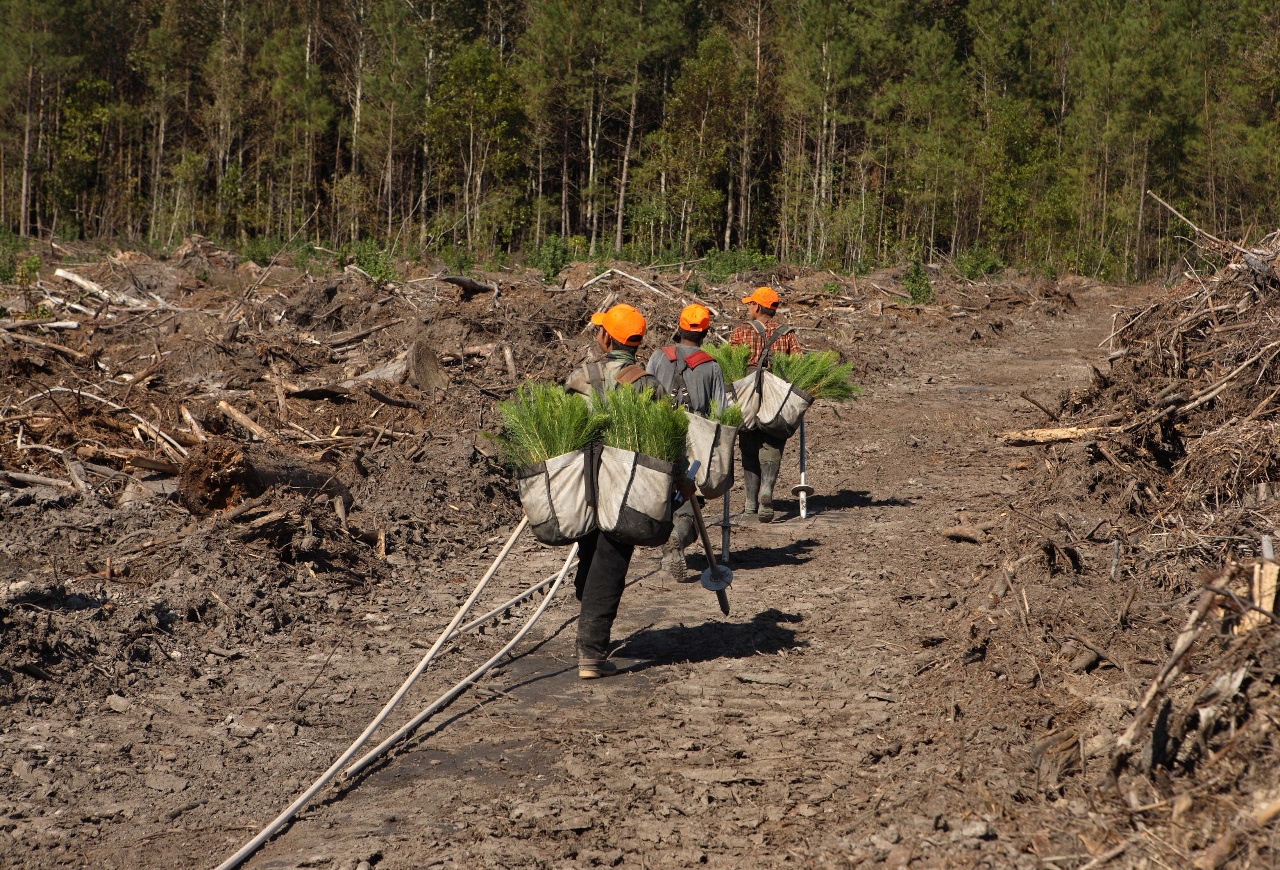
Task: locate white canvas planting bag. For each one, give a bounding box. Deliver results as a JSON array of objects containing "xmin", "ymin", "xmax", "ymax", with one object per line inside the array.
[
  {"xmin": 684, "ymin": 411, "xmax": 737, "ymax": 499},
  {"xmin": 733, "ymin": 367, "xmax": 812, "ymax": 439},
  {"xmin": 595, "ymin": 445, "xmax": 675, "ymax": 547},
  {"xmin": 730, "ymin": 323, "xmax": 811, "ymax": 439},
  {"xmin": 516, "ymin": 446, "xmax": 598, "ymax": 546}
]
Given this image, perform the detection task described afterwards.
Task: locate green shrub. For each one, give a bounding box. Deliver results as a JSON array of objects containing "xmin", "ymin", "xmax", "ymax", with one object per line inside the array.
[
  {"xmin": 602, "ymin": 385, "xmax": 688, "ymax": 463},
  {"xmin": 0, "ymin": 229, "xmax": 23, "ymax": 284},
  {"xmin": 953, "ymin": 245, "xmax": 1003, "ymax": 281},
  {"xmin": 903, "ymin": 261, "xmax": 933, "ymax": 305},
  {"xmin": 342, "ymin": 238, "xmax": 397, "ymax": 284},
  {"xmin": 240, "ymin": 236, "xmax": 281, "ymax": 267},
  {"xmin": 440, "ymin": 244, "xmax": 473, "ymax": 277},
  {"xmin": 16, "ymin": 256, "xmax": 40, "ymax": 288},
  {"xmin": 491, "ymin": 383, "xmax": 608, "ymax": 469},
  {"xmin": 702, "ymin": 249, "xmax": 777, "ymax": 283},
  {"xmin": 530, "ymin": 235, "xmax": 569, "ymax": 282},
  {"xmin": 771, "ymin": 351, "xmax": 861, "ymax": 401},
  {"xmin": 821, "ymin": 280, "xmax": 841, "ymax": 295}
]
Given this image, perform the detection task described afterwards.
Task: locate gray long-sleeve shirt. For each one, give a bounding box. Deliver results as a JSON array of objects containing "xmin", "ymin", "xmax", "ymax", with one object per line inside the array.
[{"xmin": 646, "ymin": 345, "xmax": 726, "ymax": 415}]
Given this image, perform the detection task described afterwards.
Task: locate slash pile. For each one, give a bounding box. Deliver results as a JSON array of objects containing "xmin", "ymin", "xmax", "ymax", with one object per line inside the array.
[{"xmin": 1004, "ymin": 225, "xmax": 1280, "ymax": 867}]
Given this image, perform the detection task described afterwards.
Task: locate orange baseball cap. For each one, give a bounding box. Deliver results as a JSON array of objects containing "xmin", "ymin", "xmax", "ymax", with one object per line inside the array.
[
  {"xmin": 741, "ymin": 286, "xmax": 780, "ymax": 309},
  {"xmin": 678, "ymin": 303, "xmax": 711, "ymax": 332},
  {"xmin": 590, "ymin": 303, "xmax": 647, "ymax": 346}
]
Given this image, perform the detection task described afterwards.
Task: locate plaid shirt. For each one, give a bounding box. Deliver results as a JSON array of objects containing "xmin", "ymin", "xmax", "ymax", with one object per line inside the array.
[{"xmin": 728, "ymin": 320, "xmax": 801, "ymax": 367}]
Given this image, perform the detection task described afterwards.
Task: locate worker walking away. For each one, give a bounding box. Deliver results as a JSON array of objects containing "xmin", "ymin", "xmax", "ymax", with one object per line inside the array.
[
  {"xmin": 565, "ymin": 304, "xmax": 687, "ymax": 678},
  {"xmin": 728, "ymin": 286, "xmax": 801, "ymax": 523},
  {"xmin": 646, "ymin": 304, "xmax": 726, "ymax": 582}
]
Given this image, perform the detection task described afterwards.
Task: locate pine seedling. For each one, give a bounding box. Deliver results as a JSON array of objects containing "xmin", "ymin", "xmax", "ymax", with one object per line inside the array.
[
  {"xmin": 706, "ymin": 401, "xmax": 744, "ymax": 428},
  {"xmin": 704, "ymin": 342, "xmax": 752, "ymax": 384},
  {"xmin": 602, "ymin": 386, "xmax": 689, "ymax": 463},
  {"xmin": 491, "ymin": 383, "xmax": 608, "ymax": 468},
  {"xmin": 771, "ymin": 351, "xmax": 861, "ymax": 401}
]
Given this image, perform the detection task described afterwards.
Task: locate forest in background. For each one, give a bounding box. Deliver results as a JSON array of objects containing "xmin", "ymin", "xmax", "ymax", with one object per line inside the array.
[{"xmin": 1, "ymin": 0, "xmax": 1278, "ymax": 281}]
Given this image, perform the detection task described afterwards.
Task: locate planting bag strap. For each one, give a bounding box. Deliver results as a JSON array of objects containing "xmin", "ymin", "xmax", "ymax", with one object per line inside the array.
[
  {"xmin": 671, "ymin": 348, "xmax": 693, "ymax": 409},
  {"xmin": 587, "ymin": 362, "xmax": 608, "ymax": 401},
  {"xmin": 757, "ymin": 322, "xmax": 794, "ymax": 369},
  {"xmin": 615, "ymin": 364, "xmax": 649, "ymax": 386}
]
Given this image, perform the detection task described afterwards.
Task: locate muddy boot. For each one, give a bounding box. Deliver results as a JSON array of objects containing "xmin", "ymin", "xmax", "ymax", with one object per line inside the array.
[
  {"xmin": 758, "ymin": 461, "xmax": 780, "ymax": 523},
  {"xmin": 662, "ymin": 545, "xmax": 688, "ymax": 583},
  {"xmin": 578, "ymin": 658, "xmax": 619, "ymax": 679},
  {"xmin": 743, "ymin": 469, "xmax": 761, "ymax": 517}
]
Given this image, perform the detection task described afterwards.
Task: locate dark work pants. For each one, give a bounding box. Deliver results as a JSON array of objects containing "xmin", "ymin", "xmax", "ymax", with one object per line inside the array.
[
  {"xmin": 739, "ymin": 428, "xmax": 787, "ymax": 473},
  {"xmin": 574, "ymin": 530, "xmax": 635, "ymax": 661}
]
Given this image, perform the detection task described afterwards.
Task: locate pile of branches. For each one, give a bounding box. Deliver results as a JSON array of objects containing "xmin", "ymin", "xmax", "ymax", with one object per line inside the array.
[
  {"xmin": 1078, "ymin": 223, "xmax": 1280, "ymax": 502},
  {"xmin": 1004, "ymin": 215, "xmax": 1280, "ymax": 584}
]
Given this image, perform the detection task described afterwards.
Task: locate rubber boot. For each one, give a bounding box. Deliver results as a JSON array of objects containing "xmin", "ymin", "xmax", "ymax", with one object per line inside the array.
[
  {"xmin": 744, "ymin": 469, "xmax": 761, "ymax": 516},
  {"xmin": 758, "ymin": 461, "xmax": 780, "ymax": 523},
  {"xmin": 662, "ymin": 545, "xmax": 688, "ymax": 583}
]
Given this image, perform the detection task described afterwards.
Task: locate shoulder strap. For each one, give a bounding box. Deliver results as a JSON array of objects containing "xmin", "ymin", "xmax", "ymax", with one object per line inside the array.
[
  {"xmin": 587, "ymin": 362, "xmax": 608, "ymax": 400},
  {"xmin": 615, "ymin": 364, "xmax": 649, "ymax": 386},
  {"xmin": 759, "ymin": 323, "xmax": 794, "ymax": 368},
  {"xmin": 662, "ymin": 347, "xmax": 678, "ymax": 362},
  {"xmin": 683, "ymin": 350, "xmax": 714, "ymax": 369}
]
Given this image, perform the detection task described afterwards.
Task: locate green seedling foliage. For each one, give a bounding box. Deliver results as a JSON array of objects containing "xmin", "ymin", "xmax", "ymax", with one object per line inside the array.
[
  {"xmin": 903, "ymin": 260, "xmax": 933, "ymax": 305},
  {"xmin": 602, "ymin": 385, "xmax": 688, "ymax": 464},
  {"xmin": 706, "ymin": 401, "xmax": 743, "ymax": 428},
  {"xmin": 491, "ymin": 383, "xmax": 608, "ymax": 469},
  {"xmin": 771, "ymin": 351, "xmax": 861, "ymax": 401},
  {"xmin": 704, "ymin": 342, "xmax": 752, "ymax": 384}
]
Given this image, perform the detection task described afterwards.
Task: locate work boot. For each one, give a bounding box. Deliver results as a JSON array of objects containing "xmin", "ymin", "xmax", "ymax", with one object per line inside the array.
[
  {"xmin": 662, "ymin": 545, "xmax": 689, "ymax": 583},
  {"xmin": 758, "ymin": 461, "xmax": 780, "ymax": 523},
  {"xmin": 578, "ymin": 659, "xmax": 619, "ymax": 680},
  {"xmin": 743, "ymin": 469, "xmax": 761, "ymax": 516}
]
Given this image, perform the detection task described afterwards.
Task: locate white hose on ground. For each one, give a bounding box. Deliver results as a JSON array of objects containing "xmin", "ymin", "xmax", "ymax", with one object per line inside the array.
[
  {"xmin": 213, "ymin": 516, "xmax": 529, "ymax": 870},
  {"xmin": 343, "ymin": 542, "xmax": 578, "ymax": 780},
  {"xmin": 447, "ymin": 561, "xmax": 576, "ymax": 640}
]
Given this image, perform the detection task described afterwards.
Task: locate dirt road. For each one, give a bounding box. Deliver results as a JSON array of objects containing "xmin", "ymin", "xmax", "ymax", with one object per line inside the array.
[
  {"xmin": 223, "ymin": 288, "xmax": 1117, "ymax": 869},
  {"xmin": 4, "ymin": 280, "xmax": 1155, "ymax": 869}
]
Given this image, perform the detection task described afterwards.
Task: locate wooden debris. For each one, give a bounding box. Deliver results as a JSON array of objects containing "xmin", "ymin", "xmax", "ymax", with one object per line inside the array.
[
  {"xmin": 217, "ymin": 400, "xmax": 274, "ymax": 442},
  {"xmin": 999, "ymin": 425, "xmax": 1123, "ymax": 445}
]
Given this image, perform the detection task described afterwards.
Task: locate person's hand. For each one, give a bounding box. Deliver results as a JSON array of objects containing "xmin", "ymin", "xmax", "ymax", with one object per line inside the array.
[{"xmin": 676, "ymin": 479, "xmax": 696, "ymax": 499}]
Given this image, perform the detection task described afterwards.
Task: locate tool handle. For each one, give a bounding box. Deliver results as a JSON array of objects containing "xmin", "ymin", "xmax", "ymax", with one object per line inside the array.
[
  {"xmin": 798, "ymin": 419, "xmax": 806, "ymax": 474},
  {"xmin": 688, "ymin": 497, "xmax": 719, "ymax": 571},
  {"xmin": 673, "ymin": 460, "xmax": 701, "ymax": 506}
]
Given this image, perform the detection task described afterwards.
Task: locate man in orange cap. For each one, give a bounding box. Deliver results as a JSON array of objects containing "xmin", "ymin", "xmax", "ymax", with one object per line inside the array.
[
  {"xmin": 565, "ymin": 303, "xmax": 665, "ymax": 400},
  {"xmin": 647, "ymin": 303, "xmax": 726, "ymax": 581},
  {"xmin": 729, "ymin": 286, "xmax": 801, "ymax": 522},
  {"xmin": 565, "ymin": 303, "xmax": 675, "ymax": 679}
]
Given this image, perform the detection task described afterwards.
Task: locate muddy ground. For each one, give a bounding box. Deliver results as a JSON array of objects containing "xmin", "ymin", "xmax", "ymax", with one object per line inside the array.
[{"xmin": 0, "ymin": 250, "xmax": 1272, "ymax": 869}]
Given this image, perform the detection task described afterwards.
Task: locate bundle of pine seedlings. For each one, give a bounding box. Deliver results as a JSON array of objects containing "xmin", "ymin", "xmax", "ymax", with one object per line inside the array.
[
  {"xmin": 602, "ymin": 386, "xmax": 689, "ymax": 462},
  {"xmin": 706, "ymin": 401, "xmax": 744, "ymax": 428},
  {"xmin": 770, "ymin": 351, "xmax": 861, "ymax": 400},
  {"xmin": 491, "ymin": 382, "xmax": 608, "ymax": 468},
  {"xmin": 704, "ymin": 342, "xmax": 752, "ymax": 384}
]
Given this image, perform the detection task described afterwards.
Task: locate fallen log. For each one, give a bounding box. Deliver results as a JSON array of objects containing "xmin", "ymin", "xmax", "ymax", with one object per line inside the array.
[
  {"xmin": 0, "ymin": 470, "xmax": 76, "ymax": 489},
  {"xmin": 3, "ymin": 331, "xmax": 89, "ymax": 363},
  {"xmin": 999, "ymin": 425, "xmax": 1124, "ymax": 445}
]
